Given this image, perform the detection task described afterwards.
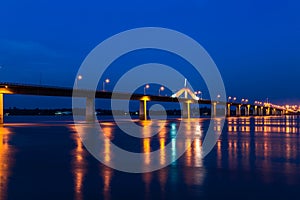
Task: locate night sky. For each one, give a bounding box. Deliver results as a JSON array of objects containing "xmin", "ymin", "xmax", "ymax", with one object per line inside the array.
[{"xmin": 1, "ymin": 0, "xmax": 299, "ymax": 108}]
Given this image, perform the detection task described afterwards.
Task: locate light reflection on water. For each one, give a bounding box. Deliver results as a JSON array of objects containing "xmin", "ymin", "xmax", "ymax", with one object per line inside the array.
[
  {"xmin": 0, "ymin": 126, "xmax": 14, "ymax": 200},
  {"xmin": 58, "ymin": 116, "xmax": 299, "ymax": 199},
  {"xmin": 1, "ymin": 115, "xmax": 300, "ymax": 199},
  {"xmin": 71, "ymin": 131, "xmax": 87, "ymax": 200},
  {"xmin": 221, "ymin": 116, "xmax": 300, "ymax": 185}
]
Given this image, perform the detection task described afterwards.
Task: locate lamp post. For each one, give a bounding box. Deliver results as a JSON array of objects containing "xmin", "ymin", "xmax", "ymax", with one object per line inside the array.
[
  {"xmin": 75, "ymin": 75, "xmax": 82, "ymax": 89},
  {"xmin": 144, "ymin": 84, "xmax": 150, "ymax": 95},
  {"xmin": 217, "ymin": 94, "xmax": 221, "ymax": 103},
  {"xmin": 159, "ymin": 86, "xmax": 164, "ymax": 96},
  {"xmin": 103, "ymin": 78, "xmax": 110, "ymax": 91},
  {"xmin": 194, "ymin": 91, "xmax": 202, "ymax": 100}
]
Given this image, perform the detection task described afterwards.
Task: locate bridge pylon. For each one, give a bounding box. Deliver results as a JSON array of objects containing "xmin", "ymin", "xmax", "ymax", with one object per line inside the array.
[{"xmin": 171, "ymin": 80, "xmax": 199, "ymax": 119}]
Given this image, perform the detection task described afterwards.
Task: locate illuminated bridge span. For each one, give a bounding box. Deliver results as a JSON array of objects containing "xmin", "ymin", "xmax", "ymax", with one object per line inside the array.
[{"xmin": 0, "ymin": 82, "xmax": 293, "ymax": 124}]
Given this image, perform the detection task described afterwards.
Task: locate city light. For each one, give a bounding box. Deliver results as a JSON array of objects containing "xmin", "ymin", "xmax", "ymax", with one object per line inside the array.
[
  {"xmin": 75, "ymin": 75, "xmax": 83, "ymax": 89},
  {"xmin": 159, "ymin": 86, "xmax": 165, "ymax": 96},
  {"xmin": 194, "ymin": 91, "xmax": 202, "ymax": 99},
  {"xmin": 103, "ymin": 78, "xmax": 110, "ymax": 91},
  {"xmin": 144, "ymin": 84, "xmax": 150, "ymax": 95}
]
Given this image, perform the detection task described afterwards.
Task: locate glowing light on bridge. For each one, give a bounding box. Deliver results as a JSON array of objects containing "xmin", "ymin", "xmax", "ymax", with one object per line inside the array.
[
  {"xmin": 159, "ymin": 86, "xmax": 165, "ymax": 96},
  {"xmin": 102, "ymin": 78, "xmax": 110, "ymax": 91},
  {"xmin": 144, "ymin": 84, "xmax": 150, "ymax": 95}
]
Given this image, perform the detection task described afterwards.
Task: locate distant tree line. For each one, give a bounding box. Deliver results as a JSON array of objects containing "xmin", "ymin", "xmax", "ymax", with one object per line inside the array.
[{"xmin": 4, "ymin": 107, "xmax": 212, "ymax": 116}]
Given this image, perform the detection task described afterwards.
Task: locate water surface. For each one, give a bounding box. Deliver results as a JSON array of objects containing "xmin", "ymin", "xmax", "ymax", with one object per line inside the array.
[{"xmin": 1, "ymin": 115, "xmax": 300, "ymax": 199}]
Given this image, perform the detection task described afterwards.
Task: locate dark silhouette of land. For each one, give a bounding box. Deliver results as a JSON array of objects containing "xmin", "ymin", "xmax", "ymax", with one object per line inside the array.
[{"xmin": 4, "ymin": 107, "xmax": 212, "ymax": 116}]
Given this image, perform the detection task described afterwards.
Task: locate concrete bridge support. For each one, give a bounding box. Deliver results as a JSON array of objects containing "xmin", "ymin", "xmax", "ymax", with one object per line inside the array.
[
  {"xmin": 236, "ymin": 105, "xmax": 241, "ymax": 117},
  {"xmin": 266, "ymin": 107, "xmax": 270, "ymax": 116},
  {"xmin": 253, "ymin": 106, "xmax": 258, "ymax": 116},
  {"xmin": 245, "ymin": 105, "xmax": 250, "ymax": 116},
  {"xmin": 243, "ymin": 106, "xmax": 247, "ymax": 116},
  {"xmin": 226, "ymin": 103, "xmax": 231, "ymax": 117},
  {"xmin": 260, "ymin": 107, "xmax": 264, "ymax": 116},
  {"xmin": 139, "ymin": 100, "xmax": 148, "ymax": 120},
  {"xmin": 0, "ymin": 94, "xmax": 3, "ymax": 124},
  {"xmin": 211, "ymin": 102, "xmax": 217, "ymax": 118},
  {"xmin": 86, "ymin": 97, "xmax": 95, "ymax": 122},
  {"xmin": 183, "ymin": 101, "xmax": 191, "ymax": 119}
]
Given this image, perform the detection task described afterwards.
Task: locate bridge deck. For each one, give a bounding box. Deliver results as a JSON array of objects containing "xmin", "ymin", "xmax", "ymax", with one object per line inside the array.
[{"xmin": 0, "ymin": 82, "xmax": 288, "ymax": 110}]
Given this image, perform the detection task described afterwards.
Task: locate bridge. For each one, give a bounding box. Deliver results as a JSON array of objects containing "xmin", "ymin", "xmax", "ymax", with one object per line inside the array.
[{"xmin": 0, "ymin": 82, "xmax": 293, "ymax": 124}]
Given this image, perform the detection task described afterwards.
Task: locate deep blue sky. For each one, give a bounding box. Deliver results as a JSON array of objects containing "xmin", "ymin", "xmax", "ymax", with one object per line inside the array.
[{"xmin": 1, "ymin": 0, "xmax": 300, "ymax": 108}]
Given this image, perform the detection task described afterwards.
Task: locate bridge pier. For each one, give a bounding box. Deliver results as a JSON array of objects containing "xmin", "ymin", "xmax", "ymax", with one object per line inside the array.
[
  {"xmin": 226, "ymin": 103, "xmax": 231, "ymax": 117},
  {"xmin": 183, "ymin": 101, "xmax": 191, "ymax": 119},
  {"xmin": 211, "ymin": 102, "xmax": 217, "ymax": 118},
  {"xmin": 139, "ymin": 100, "xmax": 148, "ymax": 120},
  {"xmin": 260, "ymin": 107, "xmax": 264, "ymax": 116},
  {"xmin": 266, "ymin": 107, "xmax": 270, "ymax": 116},
  {"xmin": 248, "ymin": 105, "xmax": 251, "ymax": 116},
  {"xmin": 0, "ymin": 94, "xmax": 3, "ymax": 124},
  {"xmin": 245, "ymin": 105, "xmax": 250, "ymax": 116},
  {"xmin": 236, "ymin": 105, "xmax": 241, "ymax": 116},
  {"xmin": 259, "ymin": 107, "xmax": 262, "ymax": 115},
  {"xmin": 86, "ymin": 97, "xmax": 95, "ymax": 122},
  {"xmin": 253, "ymin": 106, "xmax": 258, "ymax": 116}
]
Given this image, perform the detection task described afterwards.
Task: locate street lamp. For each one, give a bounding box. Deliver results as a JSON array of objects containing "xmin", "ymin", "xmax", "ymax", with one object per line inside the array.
[
  {"xmin": 233, "ymin": 97, "xmax": 237, "ymax": 101},
  {"xmin": 75, "ymin": 75, "xmax": 83, "ymax": 89},
  {"xmin": 144, "ymin": 84, "xmax": 150, "ymax": 95},
  {"xmin": 194, "ymin": 91, "xmax": 202, "ymax": 100},
  {"xmin": 159, "ymin": 86, "xmax": 164, "ymax": 96},
  {"xmin": 228, "ymin": 96, "xmax": 232, "ymax": 101},
  {"xmin": 103, "ymin": 78, "xmax": 110, "ymax": 91}
]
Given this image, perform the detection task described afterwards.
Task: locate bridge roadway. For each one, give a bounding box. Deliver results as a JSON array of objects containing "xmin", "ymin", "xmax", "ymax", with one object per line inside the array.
[{"xmin": 0, "ymin": 82, "xmax": 288, "ymax": 124}]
